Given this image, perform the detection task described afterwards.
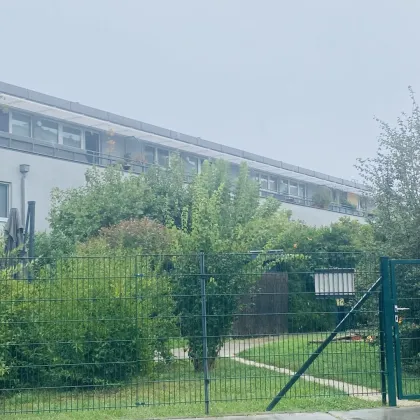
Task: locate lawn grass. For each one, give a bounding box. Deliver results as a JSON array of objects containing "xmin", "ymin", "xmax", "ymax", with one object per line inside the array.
[
  {"xmin": 240, "ymin": 332, "xmax": 420, "ymax": 401},
  {"xmin": 239, "ymin": 333, "xmax": 384, "ymax": 391},
  {"xmin": 0, "ymin": 358, "xmax": 380, "ymax": 419}
]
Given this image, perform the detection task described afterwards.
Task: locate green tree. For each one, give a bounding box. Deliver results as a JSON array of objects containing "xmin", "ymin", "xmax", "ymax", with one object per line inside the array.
[
  {"xmin": 143, "ymin": 154, "xmax": 191, "ymax": 229},
  {"xmin": 174, "ymin": 161, "xmax": 288, "ymax": 371},
  {"xmin": 357, "ymin": 87, "xmax": 420, "ymax": 258},
  {"xmin": 357, "ymin": 88, "xmax": 420, "ymax": 372}
]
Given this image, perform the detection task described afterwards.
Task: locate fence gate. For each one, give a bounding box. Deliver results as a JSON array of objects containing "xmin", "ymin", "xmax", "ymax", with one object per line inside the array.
[{"xmin": 386, "ymin": 258, "xmax": 420, "ymax": 401}]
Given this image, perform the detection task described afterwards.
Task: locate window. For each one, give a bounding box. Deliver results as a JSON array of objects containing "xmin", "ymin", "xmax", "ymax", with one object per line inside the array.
[
  {"xmin": 144, "ymin": 145, "xmax": 155, "ymax": 164},
  {"xmin": 183, "ymin": 155, "xmax": 198, "ymax": 174},
  {"xmin": 0, "ymin": 111, "xmax": 8, "ymax": 132},
  {"xmin": 260, "ymin": 174, "xmax": 268, "ymax": 190},
  {"xmin": 289, "ymin": 181, "xmax": 299, "ymax": 196},
  {"xmin": 85, "ymin": 131, "xmax": 100, "ymax": 164},
  {"xmin": 339, "ymin": 191, "xmax": 347, "ymax": 202},
  {"xmin": 279, "ymin": 179, "xmax": 288, "ymax": 194},
  {"xmin": 268, "ymin": 176, "xmax": 278, "ymax": 192},
  {"xmin": 11, "ymin": 112, "xmax": 31, "ymax": 137},
  {"xmin": 298, "ymin": 184, "xmax": 306, "ymax": 198},
  {"xmin": 63, "ymin": 126, "xmax": 82, "ymax": 148},
  {"xmin": 157, "ymin": 149, "xmax": 169, "ymax": 167},
  {"xmin": 332, "ymin": 190, "xmax": 340, "ymax": 204},
  {"xmin": 33, "ymin": 118, "xmax": 58, "ymax": 143},
  {"xmin": 0, "ymin": 183, "xmax": 8, "ymax": 219}
]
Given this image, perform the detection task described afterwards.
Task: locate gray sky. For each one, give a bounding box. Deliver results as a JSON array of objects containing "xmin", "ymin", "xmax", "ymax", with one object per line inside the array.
[{"xmin": 1, "ymin": 0, "xmax": 420, "ymax": 180}]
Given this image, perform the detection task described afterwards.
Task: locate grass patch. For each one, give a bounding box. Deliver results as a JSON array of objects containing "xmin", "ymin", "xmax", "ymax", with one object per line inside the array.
[
  {"xmin": 0, "ymin": 358, "xmax": 379, "ymax": 419},
  {"xmin": 239, "ymin": 334, "xmax": 383, "ymax": 390}
]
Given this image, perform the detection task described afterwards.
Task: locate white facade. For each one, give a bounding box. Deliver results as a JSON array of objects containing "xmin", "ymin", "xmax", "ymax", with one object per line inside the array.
[
  {"xmin": 0, "ymin": 82, "xmax": 370, "ymax": 232},
  {"xmin": 0, "ymin": 148, "xmax": 88, "ymax": 231}
]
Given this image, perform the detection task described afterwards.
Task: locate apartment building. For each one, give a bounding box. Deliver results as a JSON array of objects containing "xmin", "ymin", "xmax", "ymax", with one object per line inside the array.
[{"xmin": 0, "ymin": 81, "xmax": 370, "ymax": 231}]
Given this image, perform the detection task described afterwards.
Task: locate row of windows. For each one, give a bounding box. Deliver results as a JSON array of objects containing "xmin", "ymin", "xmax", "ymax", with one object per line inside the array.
[
  {"xmin": 9, "ymin": 111, "xmax": 101, "ymax": 151},
  {"xmin": 254, "ymin": 173, "xmax": 307, "ymax": 198},
  {"xmin": 128, "ymin": 144, "xmax": 200, "ymax": 174},
  {"xmin": 253, "ymin": 172, "xmax": 367, "ymax": 209},
  {"xmin": 3, "ymin": 111, "xmax": 366, "ymax": 212},
  {"xmin": 8, "ymin": 111, "xmax": 202, "ymax": 175}
]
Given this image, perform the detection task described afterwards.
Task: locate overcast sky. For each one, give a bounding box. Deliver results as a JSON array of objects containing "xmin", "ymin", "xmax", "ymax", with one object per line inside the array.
[{"xmin": 1, "ymin": 0, "xmax": 420, "ymax": 180}]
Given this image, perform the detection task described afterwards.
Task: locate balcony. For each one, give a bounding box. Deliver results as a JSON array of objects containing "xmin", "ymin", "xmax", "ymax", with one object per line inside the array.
[
  {"xmin": 0, "ymin": 131, "xmax": 149, "ymax": 173},
  {"xmin": 0, "ymin": 131, "xmax": 367, "ymax": 219},
  {"xmin": 259, "ymin": 190, "xmax": 366, "ymax": 218}
]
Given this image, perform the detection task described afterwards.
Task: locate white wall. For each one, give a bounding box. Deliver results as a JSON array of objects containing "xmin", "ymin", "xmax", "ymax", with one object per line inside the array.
[
  {"xmin": 0, "ymin": 149, "xmax": 89, "ymax": 231},
  {"xmin": 280, "ymin": 201, "xmax": 365, "ymax": 227}
]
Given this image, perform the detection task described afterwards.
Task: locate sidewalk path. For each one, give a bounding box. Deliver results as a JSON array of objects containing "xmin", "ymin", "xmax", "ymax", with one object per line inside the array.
[{"xmin": 173, "ymin": 406, "xmax": 420, "ymax": 419}]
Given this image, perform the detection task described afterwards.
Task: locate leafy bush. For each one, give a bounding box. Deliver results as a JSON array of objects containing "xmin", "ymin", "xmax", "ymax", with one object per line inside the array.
[
  {"xmin": 172, "ymin": 253, "xmax": 261, "ymax": 371},
  {"xmin": 33, "ymin": 231, "xmax": 75, "ymax": 276},
  {"xmin": 99, "ymin": 218, "xmax": 176, "ymax": 254},
  {"xmin": 0, "ymin": 243, "xmax": 176, "ymax": 390},
  {"xmin": 49, "ymin": 155, "xmax": 191, "ymax": 244},
  {"xmin": 49, "ymin": 166, "xmax": 149, "ymax": 242}
]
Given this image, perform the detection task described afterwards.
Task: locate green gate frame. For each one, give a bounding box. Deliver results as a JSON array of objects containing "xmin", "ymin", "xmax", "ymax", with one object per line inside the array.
[
  {"xmin": 387, "ymin": 258, "xmax": 420, "ymax": 400},
  {"xmin": 380, "ymin": 257, "xmax": 397, "ymax": 406},
  {"xmin": 265, "ymin": 256, "xmax": 420, "ymax": 410}
]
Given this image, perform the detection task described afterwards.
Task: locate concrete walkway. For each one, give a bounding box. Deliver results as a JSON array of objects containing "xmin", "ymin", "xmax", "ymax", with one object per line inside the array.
[{"xmin": 174, "ymin": 407, "xmax": 420, "ymax": 419}]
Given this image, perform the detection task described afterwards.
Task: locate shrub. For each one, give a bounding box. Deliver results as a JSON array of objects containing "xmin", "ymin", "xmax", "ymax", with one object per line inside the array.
[
  {"xmin": 0, "ymin": 244, "xmax": 176, "ymax": 390},
  {"xmin": 172, "ymin": 252, "xmax": 263, "ymax": 371},
  {"xmin": 99, "ymin": 218, "xmax": 176, "ymax": 254}
]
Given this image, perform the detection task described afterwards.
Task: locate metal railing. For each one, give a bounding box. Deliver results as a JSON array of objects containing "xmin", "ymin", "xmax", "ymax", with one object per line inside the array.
[
  {"xmin": 0, "ymin": 131, "xmax": 368, "ymax": 218},
  {"xmin": 0, "ymin": 252, "xmax": 384, "ymax": 415},
  {"xmin": 260, "ymin": 190, "xmax": 367, "ymax": 217},
  {"xmin": 0, "ymin": 131, "xmax": 149, "ymax": 173}
]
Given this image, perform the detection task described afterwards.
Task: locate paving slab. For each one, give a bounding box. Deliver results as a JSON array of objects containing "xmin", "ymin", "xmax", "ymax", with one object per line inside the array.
[{"xmin": 330, "ymin": 407, "xmax": 420, "ymax": 419}]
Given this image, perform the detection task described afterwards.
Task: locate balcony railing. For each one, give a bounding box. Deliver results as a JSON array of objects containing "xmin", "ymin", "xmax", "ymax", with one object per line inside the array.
[
  {"xmin": 259, "ymin": 190, "xmax": 366, "ymax": 218},
  {"xmin": 0, "ymin": 131, "xmax": 367, "ymax": 218},
  {"xmin": 0, "ymin": 131, "xmax": 149, "ymax": 172}
]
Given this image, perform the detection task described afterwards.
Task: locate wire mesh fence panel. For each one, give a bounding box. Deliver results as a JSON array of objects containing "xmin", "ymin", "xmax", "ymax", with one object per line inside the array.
[
  {"xmin": 392, "ymin": 262, "xmax": 420, "ymax": 398},
  {"xmin": 0, "ymin": 252, "xmax": 383, "ymax": 415},
  {"xmin": 205, "ymin": 252, "xmax": 383, "ymax": 407},
  {"xmin": 0, "ymin": 254, "xmax": 202, "ymax": 414}
]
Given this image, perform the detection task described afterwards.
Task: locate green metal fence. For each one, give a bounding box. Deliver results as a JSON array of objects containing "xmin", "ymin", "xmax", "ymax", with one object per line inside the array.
[
  {"xmin": 387, "ymin": 259, "xmax": 420, "ymax": 401},
  {"xmin": 0, "ymin": 252, "xmax": 385, "ymax": 415}
]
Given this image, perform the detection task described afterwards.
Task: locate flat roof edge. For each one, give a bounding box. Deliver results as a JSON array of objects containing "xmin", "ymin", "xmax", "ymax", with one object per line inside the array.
[{"xmin": 0, "ymin": 81, "xmax": 369, "ymax": 191}]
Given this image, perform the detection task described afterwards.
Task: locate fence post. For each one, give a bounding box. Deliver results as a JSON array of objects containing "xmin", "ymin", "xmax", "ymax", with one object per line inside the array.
[
  {"xmin": 27, "ymin": 201, "xmax": 35, "ymax": 282},
  {"xmin": 378, "ymin": 289, "xmax": 387, "ymax": 405},
  {"xmin": 134, "ymin": 255, "xmax": 140, "ymax": 406},
  {"xmin": 199, "ymin": 251, "xmax": 210, "ymax": 415},
  {"xmin": 381, "ymin": 256, "xmax": 397, "ymax": 407}
]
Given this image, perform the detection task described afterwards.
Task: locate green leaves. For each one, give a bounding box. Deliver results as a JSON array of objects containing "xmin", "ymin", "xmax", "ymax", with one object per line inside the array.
[
  {"xmin": 357, "ymin": 88, "xmax": 420, "ymax": 258},
  {"xmin": 0, "ymin": 251, "xmax": 177, "ymax": 389},
  {"xmin": 50, "ymin": 166, "xmax": 148, "ymax": 242}
]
